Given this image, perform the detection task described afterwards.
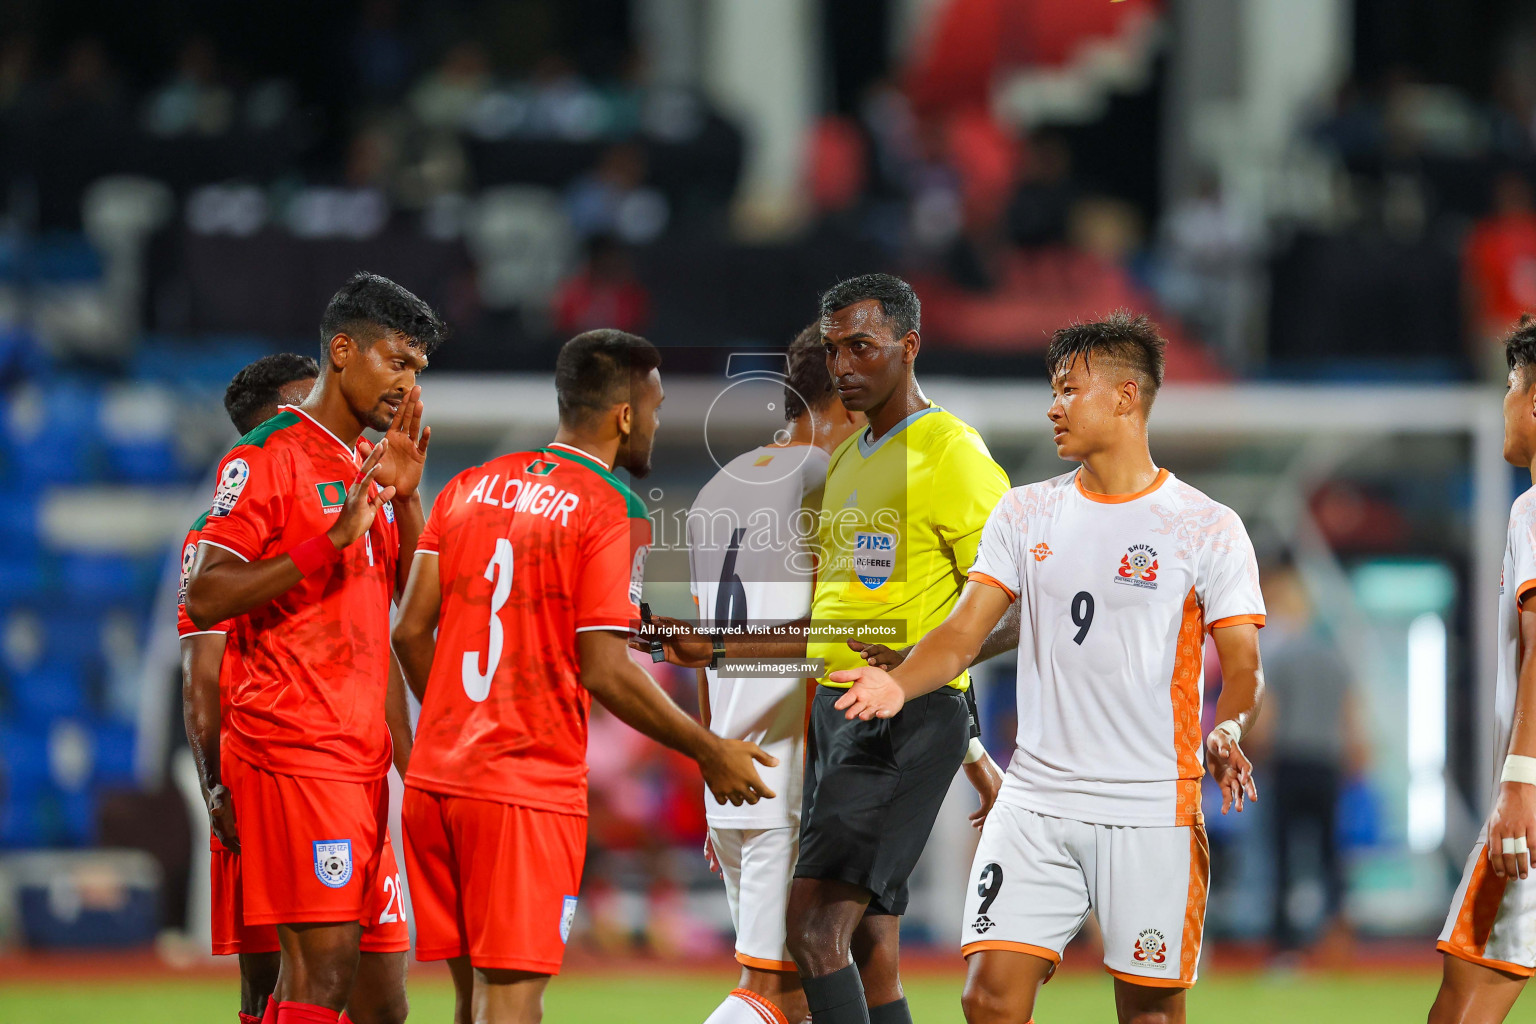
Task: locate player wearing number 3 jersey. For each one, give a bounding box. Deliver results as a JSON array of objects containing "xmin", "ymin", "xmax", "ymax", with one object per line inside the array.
[
  {"xmin": 392, "ymin": 330, "xmax": 776, "ymax": 1024},
  {"xmin": 833, "ymin": 313, "xmax": 1267, "ymax": 1024}
]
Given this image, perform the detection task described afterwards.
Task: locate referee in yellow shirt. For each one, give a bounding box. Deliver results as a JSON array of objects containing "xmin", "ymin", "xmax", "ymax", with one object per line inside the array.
[{"xmin": 789, "ymin": 275, "xmax": 1012, "ymax": 1024}]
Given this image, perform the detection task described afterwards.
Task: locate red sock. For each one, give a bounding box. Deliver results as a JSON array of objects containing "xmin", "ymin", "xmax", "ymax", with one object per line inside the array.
[
  {"xmin": 239, "ymin": 1015, "xmax": 262, "ymax": 1024},
  {"xmin": 261, "ymin": 996, "xmax": 279, "ymax": 1024},
  {"xmin": 338, "ymin": 1016, "xmax": 354, "ymax": 1024},
  {"xmin": 274, "ymin": 1002, "xmax": 340, "ymax": 1024}
]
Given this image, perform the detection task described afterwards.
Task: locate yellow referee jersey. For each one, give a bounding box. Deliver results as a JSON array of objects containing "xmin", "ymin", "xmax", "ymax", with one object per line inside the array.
[{"xmin": 809, "ymin": 404, "xmax": 1010, "ymax": 690}]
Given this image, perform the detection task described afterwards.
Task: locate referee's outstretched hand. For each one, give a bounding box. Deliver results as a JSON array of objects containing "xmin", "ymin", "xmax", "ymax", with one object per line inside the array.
[
  {"xmin": 830, "ymin": 665, "xmax": 907, "ymax": 720},
  {"xmin": 700, "ymin": 738, "xmax": 777, "ymax": 807}
]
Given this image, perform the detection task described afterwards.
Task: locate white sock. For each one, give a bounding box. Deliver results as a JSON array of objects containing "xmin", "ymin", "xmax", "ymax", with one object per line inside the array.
[{"xmin": 703, "ymin": 989, "xmax": 786, "ymax": 1024}]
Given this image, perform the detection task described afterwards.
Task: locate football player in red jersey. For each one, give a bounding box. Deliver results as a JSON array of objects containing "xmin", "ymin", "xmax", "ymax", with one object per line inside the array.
[
  {"xmin": 392, "ymin": 330, "xmax": 776, "ymax": 1024},
  {"xmin": 186, "ymin": 272, "xmax": 443, "ymax": 1024},
  {"xmin": 180, "ymin": 353, "xmax": 318, "ymax": 1024}
]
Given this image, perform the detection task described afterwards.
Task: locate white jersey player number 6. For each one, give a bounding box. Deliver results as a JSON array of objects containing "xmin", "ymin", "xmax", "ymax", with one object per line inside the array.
[{"xmin": 462, "ymin": 538, "xmax": 514, "ymax": 702}]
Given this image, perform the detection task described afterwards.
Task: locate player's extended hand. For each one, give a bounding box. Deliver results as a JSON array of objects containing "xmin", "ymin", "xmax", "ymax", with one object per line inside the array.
[
  {"xmin": 328, "ymin": 440, "xmax": 395, "ymax": 548},
  {"xmin": 829, "ymin": 665, "xmax": 907, "ymax": 720},
  {"xmin": 848, "ymin": 639, "xmax": 909, "ymax": 670},
  {"xmin": 703, "ymin": 834, "xmax": 721, "ymax": 878},
  {"xmin": 1206, "ymin": 727, "xmax": 1258, "ymax": 814},
  {"xmin": 368, "ymin": 384, "xmax": 430, "ymax": 499},
  {"xmin": 206, "ymin": 783, "xmax": 239, "ymax": 853},
  {"xmin": 629, "ymin": 614, "xmax": 712, "ymax": 668},
  {"xmin": 1487, "ymin": 781, "xmax": 1536, "ymax": 879},
  {"xmin": 699, "ymin": 738, "xmax": 777, "ymax": 806},
  {"xmin": 962, "ymin": 752, "xmax": 1003, "ymax": 829}
]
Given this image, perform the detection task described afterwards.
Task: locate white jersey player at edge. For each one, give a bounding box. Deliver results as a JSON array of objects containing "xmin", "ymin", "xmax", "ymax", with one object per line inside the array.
[
  {"xmin": 689, "ymin": 327, "xmax": 862, "ymax": 1024},
  {"xmin": 830, "ymin": 312, "xmax": 1266, "ymax": 1024},
  {"xmin": 1429, "ymin": 317, "xmax": 1536, "ymax": 1024}
]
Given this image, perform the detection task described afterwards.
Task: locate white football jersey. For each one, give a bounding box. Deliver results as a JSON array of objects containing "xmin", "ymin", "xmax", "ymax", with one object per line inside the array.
[
  {"xmin": 688, "ymin": 443, "xmax": 829, "ymax": 827},
  {"xmin": 1489, "ymin": 487, "xmax": 1536, "ymax": 809},
  {"xmin": 969, "ymin": 468, "xmax": 1265, "ymax": 827}
]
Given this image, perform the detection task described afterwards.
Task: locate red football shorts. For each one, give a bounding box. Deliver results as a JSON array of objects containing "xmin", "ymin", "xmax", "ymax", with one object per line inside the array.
[
  {"xmin": 211, "ymin": 838, "xmax": 279, "ymax": 955},
  {"xmin": 402, "ymin": 787, "xmax": 587, "ymax": 973},
  {"xmin": 224, "ymin": 751, "xmax": 410, "ymax": 951}
]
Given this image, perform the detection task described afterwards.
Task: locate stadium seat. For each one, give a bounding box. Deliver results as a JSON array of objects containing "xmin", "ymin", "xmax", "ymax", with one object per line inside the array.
[
  {"xmin": 99, "ymin": 384, "xmax": 185, "ymax": 483},
  {"xmin": 6, "ymin": 665, "xmax": 90, "ymax": 725},
  {"xmin": 58, "ymin": 554, "xmax": 142, "ymax": 606}
]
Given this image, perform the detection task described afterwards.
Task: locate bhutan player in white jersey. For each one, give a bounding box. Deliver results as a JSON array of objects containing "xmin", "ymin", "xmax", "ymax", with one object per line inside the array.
[
  {"xmin": 686, "ymin": 327, "xmax": 861, "ymax": 1024},
  {"xmin": 833, "ymin": 312, "xmax": 1266, "ymax": 1024},
  {"xmin": 1429, "ymin": 318, "xmax": 1536, "ymax": 1024}
]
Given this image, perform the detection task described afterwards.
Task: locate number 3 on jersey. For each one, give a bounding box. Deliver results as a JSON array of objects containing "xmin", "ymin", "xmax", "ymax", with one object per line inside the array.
[{"xmin": 462, "ymin": 538, "xmax": 514, "ymax": 701}]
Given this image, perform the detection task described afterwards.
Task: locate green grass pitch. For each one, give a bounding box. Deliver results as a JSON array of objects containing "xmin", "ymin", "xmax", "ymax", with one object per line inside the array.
[{"xmin": 0, "ymin": 968, "xmax": 1448, "ymax": 1023}]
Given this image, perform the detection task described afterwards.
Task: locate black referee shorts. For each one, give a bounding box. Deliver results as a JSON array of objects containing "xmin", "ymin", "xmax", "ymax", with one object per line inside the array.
[{"xmin": 793, "ymin": 683, "xmax": 970, "ymax": 916}]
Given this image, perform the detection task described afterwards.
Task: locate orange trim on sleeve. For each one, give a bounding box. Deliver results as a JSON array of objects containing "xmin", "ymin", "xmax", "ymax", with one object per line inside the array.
[
  {"xmin": 1437, "ymin": 941, "xmax": 1536, "ymax": 978},
  {"xmin": 1207, "ymin": 613, "xmax": 1265, "ymax": 632},
  {"xmin": 967, "ymin": 572, "xmax": 1017, "ymax": 602},
  {"xmin": 1105, "ymin": 967, "xmax": 1196, "ymax": 990},
  {"xmin": 961, "ymin": 940, "xmax": 1061, "ymax": 964},
  {"xmin": 1179, "ymin": 823, "xmax": 1210, "ymax": 985},
  {"xmin": 735, "ymin": 952, "xmax": 798, "ymax": 972},
  {"xmin": 1517, "ymin": 579, "xmax": 1536, "ymax": 610},
  {"xmin": 1074, "ymin": 468, "xmax": 1169, "ymax": 504},
  {"xmin": 1171, "ymin": 588, "xmax": 1205, "ymax": 826}
]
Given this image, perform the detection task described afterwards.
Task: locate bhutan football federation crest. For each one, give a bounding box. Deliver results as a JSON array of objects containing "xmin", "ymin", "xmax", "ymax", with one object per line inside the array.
[
  {"xmin": 1132, "ymin": 928, "xmax": 1168, "ymax": 969},
  {"xmin": 1114, "ymin": 543, "xmax": 1159, "ymax": 589}
]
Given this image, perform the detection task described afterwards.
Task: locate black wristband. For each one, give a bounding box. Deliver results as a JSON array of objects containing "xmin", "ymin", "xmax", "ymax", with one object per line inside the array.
[{"xmin": 709, "ymin": 632, "xmax": 727, "ymax": 669}]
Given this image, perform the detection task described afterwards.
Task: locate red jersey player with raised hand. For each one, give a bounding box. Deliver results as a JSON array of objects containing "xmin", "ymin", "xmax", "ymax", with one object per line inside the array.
[
  {"xmin": 180, "ymin": 353, "xmax": 318, "ymax": 1024},
  {"xmin": 186, "ymin": 272, "xmax": 445, "ymax": 1024},
  {"xmin": 391, "ymin": 329, "xmax": 777, "ymax": 1024}
]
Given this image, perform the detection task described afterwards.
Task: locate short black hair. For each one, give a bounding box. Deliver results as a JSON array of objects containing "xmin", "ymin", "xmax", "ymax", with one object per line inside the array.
[
  {"xmin": 1045, "ymin": 310, "xmax": 1167, "ymax": 410},
  {"xmin": 555, "ymin": 329, "xmax": 662, "ymax": 427},
  {"xmin": 319, "ymin": 271, "xmax": 446, "ymax": 356},
  {"xmin": 1507, "ymin": 315, "xmax": 1536, "ymax": 381},
  {"xmin": 784, "ymin": 323, "xmax": 835, "ymax": 422},
  {"xmin": 819, "ymin": 273, "xmax": 921, "ymax": 339},
  {"xmin": 224, "ymin": 353, "xmax": 319, "ymax": 434}
]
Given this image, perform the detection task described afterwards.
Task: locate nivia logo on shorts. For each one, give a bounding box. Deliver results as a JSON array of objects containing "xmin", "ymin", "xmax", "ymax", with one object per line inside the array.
[
  {"xmin": 972, "ymin": 914, "xmax": 997, "ymax": 935},
  {"xmin": 316, "ymin": 480, "xmax": 347, "ymax": 513},
  {"xmin": 313, "ymin": 839, "xmax": 353, "ymax": 888},
  {"xmin": 1114, "ymin": 543, "xmax": 1159, "ymax": 589},
  {"xmin": 1132, "ymin": 928, "xmax": 1167, "ymax": 968}
]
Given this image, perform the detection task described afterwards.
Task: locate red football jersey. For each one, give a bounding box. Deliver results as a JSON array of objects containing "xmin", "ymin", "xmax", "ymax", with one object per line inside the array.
[
  {"xmin": 197, "ymin": 406, "xmax": 400, "ymax": 783},
  {"xmin": 177, "ymin": 513, "xmax": 240, "ymax": 854},
  {"xmin": 405, "ymin": 443, "xmax": 652, "ymax": 815}
]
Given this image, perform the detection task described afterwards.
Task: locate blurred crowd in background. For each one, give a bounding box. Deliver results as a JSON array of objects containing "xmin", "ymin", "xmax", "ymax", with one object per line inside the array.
[{"xmin": 0, "ymin": 0, "xmax": 1528, "ymax": 969}]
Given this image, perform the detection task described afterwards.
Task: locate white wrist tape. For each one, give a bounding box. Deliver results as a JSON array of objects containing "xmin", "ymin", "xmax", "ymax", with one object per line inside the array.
[
  {"xmin": 963, "ymin": 737, "xmax": 987, "ymax": 765},
  {"xmin": 1211, "ymin": 720, "xmax": 1243, "ymax": 746},
  {"xmin": 1502, "ymin": 754, "xmax": 1536, "ymax": 785}
]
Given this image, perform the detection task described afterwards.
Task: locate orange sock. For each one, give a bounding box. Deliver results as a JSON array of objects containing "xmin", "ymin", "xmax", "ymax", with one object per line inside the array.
[{"xmin": 730, "ymin": 988, "xmax": 789, "ymax": 1024}]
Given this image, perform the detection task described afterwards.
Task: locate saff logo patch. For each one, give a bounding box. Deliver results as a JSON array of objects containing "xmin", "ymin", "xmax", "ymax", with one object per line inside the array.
[
  {"xmin": 1114, "ymin": 543, "xmax": 1159, "ymax": 589},
  {"xmin": 854, "ymin": 531, "xmax": 897, "ymax": 589},
  {"xmin": 210, "ymin": 458, "xmax": 250, "ymax": 517},
  {"xmin": 316, "ymin": 480, "xmax": 347, "ymax": 513},
  {"xmin": 313, "ymin": 840, "xmax": 353, "ymax": 888},
  {"xmin": 559, "ymin": 895, "xmax": 578, "ymax": 943}
]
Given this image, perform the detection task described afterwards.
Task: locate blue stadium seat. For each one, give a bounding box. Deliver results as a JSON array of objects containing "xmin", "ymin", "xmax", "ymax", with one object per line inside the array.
[
  {"xmin": 6, "ymin": 665, "xmax": 89, "ymax": 724},
  {"xmin": 0, "ymin": 785, "xmax": 49, "ymax": 847},
  {"xmin": 27, "ymin": 233, "xmax": 104, "ymax": 284},
  {"xmin": 58, "ymin": 554, "xmax": 140, "ymax": 605},
  {"xmin": 91, "ymin": 720, "xmax": 137, "ymax": 787}
]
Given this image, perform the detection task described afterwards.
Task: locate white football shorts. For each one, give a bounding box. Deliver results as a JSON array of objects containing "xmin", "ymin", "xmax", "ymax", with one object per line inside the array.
[
  {"xmin": 710, "ymin": 825, "xmax": 798, "ymax": 971},
  {"xmin": 959, "ymin": 803, "xmax": 1210, "ymax": 988},
  {"xmin": 1438, "ymin": 835, "xmax": 1536, "ymax": 976}
]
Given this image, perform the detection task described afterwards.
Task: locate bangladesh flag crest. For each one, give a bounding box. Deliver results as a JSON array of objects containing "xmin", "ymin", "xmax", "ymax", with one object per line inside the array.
[
  {"xmin": 316, "ymin": 480, "xmax": 348, "ymax": 510},
  {"xmin": 526, "ymin": 459, "xmax": 559, "ymax": 476}
]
